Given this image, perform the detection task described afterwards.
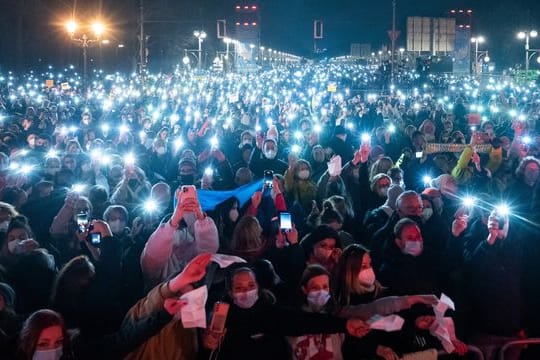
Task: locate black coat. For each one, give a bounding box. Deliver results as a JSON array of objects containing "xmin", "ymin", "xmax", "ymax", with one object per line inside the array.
[{"xmin": 218, "ymin": 297, "xmax": 348, "ymax": 360}]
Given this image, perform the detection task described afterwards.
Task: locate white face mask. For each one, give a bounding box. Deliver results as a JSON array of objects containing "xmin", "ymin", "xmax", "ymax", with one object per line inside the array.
[
  {"xmin": 307, "ymin": 290, "xmax": 330, "ymax": 310},
  {"xmin": 422, "ymin": 208, "xmax": 434, "ymax": 221},
  {"xmin": 0, "ymin": 220, "xmax": 10, "ymax": 232},
  {"xmin": 297, "ymin": 170, "xmax": 310, "ymax": 180},
  {"xmin": 108, "ymin": 220, "xmax": 125, "ymax": 234},
  {"xmin": 156, "ymin": 147, "xmax": 166, "ymax": 155},
  {"xmin": 229, "ymin": 209, "xmax": 239, "ymax": 222},
  {"xmin": 32, "ymin": 347, "xmax": 63, "ymax": 360},
  {"xmin": 403, "ymin": 241, "xmax": 423, "ymax": 257},
  {"xmin": 358, "ymin": 268, "xmax": 376, "ymax": 287},
  {"xmin": 377, "ymin": 186, "xmax": 389, "ymax": 198},
  {"xmin": 264, "ymin": 149, "xmax": 277, "ymax": 160},
  {"xmin": 81, "ymin": 163, "xmax": 92, "ymax": 172},
  {"xmin": 233, "ymin": 289, "xmax": 259, "ymax": 309},
  {"xmin": 8, "ymin": 239, "xmax": 33, "ymax": 255}
]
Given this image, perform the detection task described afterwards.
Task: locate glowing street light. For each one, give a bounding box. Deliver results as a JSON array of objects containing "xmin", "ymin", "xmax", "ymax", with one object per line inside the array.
[
  {"xmin": 517, "ymin": 30, "xmax": 538, "ymax": 71},
  {"xmin": 64, "ymin": 19, "xmax": 107, "ymax": 87},
  {"xmin": 193, "ymin": 30, "xmax": 207, "ymax": 69},
  {"xmin": 471, "ymin": 36, "xmax": 487, "ymax": 75}
]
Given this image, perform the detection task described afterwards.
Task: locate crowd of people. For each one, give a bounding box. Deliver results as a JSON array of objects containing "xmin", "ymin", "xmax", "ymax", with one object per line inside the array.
[{"xmin": 0, "ymin": 61, "xmax": 539, "ymax": 360}]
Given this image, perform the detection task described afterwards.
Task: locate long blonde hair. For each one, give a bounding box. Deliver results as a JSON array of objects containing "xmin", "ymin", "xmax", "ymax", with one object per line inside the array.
[{"xmin": 230, "ymin": 216, "xmax": 264, "ymax": 254}]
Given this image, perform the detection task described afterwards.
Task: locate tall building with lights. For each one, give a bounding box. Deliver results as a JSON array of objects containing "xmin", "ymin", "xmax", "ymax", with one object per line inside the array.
[{"xmin": 232, "ymin": 2, "xmax": 260, "ymax": 46}]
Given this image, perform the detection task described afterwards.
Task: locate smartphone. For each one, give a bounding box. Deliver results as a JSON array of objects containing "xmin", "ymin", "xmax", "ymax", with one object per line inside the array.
[
  {"xmin": 210, "ymin": 302, "xmax": 230, "ymax": 333},
  {"xmin": 89, "ymin": 232, "xmax": 101, "ymax": 247},
  {"xmin": 76, "ymin": 212, "xmax": 89, "ymax": 232},
  {"xmin": 180, "ymin": 185, "xmax": 197, "ymax": 202},
  {"xmin": 415, "ymin": 151, "xmax": 423, "ymax": 159},
  {"xmin": 279, "ymin": 212, "xmax": 292, "ymax": 231},
  {"xmin": 264, "ymin": 170, "xmax": 274, "ymax": 188}
]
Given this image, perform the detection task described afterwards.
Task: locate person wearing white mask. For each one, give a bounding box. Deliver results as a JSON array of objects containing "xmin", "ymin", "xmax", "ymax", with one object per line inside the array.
[
  {"xmin": 102, "ymin": 205, "xmax": 130, "ymax": 248},
  {"xmin": 201, "ymin": 267, "xmax": 372, "ymax": 360},
  {"xmin": 333, "ymin": 243, "xmax": 395, "ymax": 359},
  {"xmin": 0, "ymin": 217, "xmax": 40, "ymax": 270},
  {"xmin": 289, "ymin": 265, "xmax": 345, "ymax": 359},
  {"xmin": 378, "ymin": 218, "xmax": 444, "ymax": 300},
  {"xmin": 248, "ymin": 138, "xmax": 288, "ymax": 178},
  {"xmin": 284, "ymin": 159, "xmax": 318, "ymax": 213}
]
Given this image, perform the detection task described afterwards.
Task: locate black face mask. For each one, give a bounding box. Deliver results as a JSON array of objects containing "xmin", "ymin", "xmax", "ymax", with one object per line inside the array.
[
  {"xmin": 179, "ymin": 174, "xmax": 195, "ymax": 185},
  {"xmin": 128, "ymin": 178, "xmax": 140, "ymax": 189}
]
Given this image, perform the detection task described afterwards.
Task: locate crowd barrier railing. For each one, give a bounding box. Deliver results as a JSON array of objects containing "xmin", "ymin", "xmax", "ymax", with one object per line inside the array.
[{"xmin": 498, "ymin": 338, "xmax": 540, "ymax": 360}]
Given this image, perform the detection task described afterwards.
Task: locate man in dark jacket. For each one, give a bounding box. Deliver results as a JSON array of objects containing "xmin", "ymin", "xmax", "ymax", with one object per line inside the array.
[
  {"xmin": 327, "ymin": 126, "xmax": 354, "ymax": 163},
  {"xmin": 249, "ymin": 138, "xmax": 288, "ymax": 178},
  {"xmin": 462, "ymin": 209, "xmax": 525, "ymax": 359}
]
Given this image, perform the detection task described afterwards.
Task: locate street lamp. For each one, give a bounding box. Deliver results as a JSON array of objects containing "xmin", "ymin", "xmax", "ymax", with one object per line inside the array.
[
  {"xmin": 65, "ymin": 19, "xmax": 106, "ymax": 87},
  {"xmin": 193, "ymin": 30, "xmax": 207, "ymax": 69},
  {"xmin": 517, "ymin": 30, "xmax": 538, "ymax": 72},
  {"xmin": 471, "ymin": 36, "xmax": 486, "ymax": 75}
]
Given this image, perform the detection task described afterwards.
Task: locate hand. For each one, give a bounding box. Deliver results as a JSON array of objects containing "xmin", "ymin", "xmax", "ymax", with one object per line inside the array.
[
  {"xmin": 452, "ymin": 215, "xmax": 469, "ymax": 237},
  {"xmin": 406, "ymin": 294, "xmax": 438, "ymax": 307},
  {"xmin": 486, "ymin": 213, "xmax": 500, "ymax": 245},
  {"xmin": 310, "ymin": 200, "xmax": 320, "ymax": 216},
  {"xmin": 330, "ymin": 248, "xmax": 342, "ymax": 264},
  {"xmin": 163, "ymin": 298, "xmax": 187, "ymax": 316},
  {"xmin": 512, "ymin": 120, "xmax": 524, "ymax": 135},
  {"xmin": 452, "ymin": 339, "xmax": 468, "ymax": 356},
  {"xmin": 131, "ymin": 216, "xmax": 144, "ymax": 239},
  {"xmin": 251, "ymin": 191, "xmax": 262, "ymax": 209},
  {"xmin": 282, "ymin": 225, "xmax": 299, "ymax": 245},
  {"xmin": 198, "ymin": 149, "xmax": 211, "ymax": 163},
  {"xmin": 202, "ymin": 329, "xmax": 226, "ymax": 351},
  {"xmin": 256, "ymin": 133, "xmax": 264, "ymax": 149},
  {"xmin": 65, "ymin": 192, "xmax": 80, "ymax": 208},
  {"xmin": 288, "ymin": 153, "xmax": 298, "ymax": 170},
  {"xmin": 182, "ymin": 197, "xmax": 204, "ymax": 220},
  {"xmin": 346, "ymin": 318, "xmax": 371, "ymax": 338},
  {"xmin": 169, "ymin": 253, "xmax": 212, "ymax": 293},
  {"xmin": 376, "ymin": 345, "xmax": 399, "ymax": 360},
  {"xmin": 212, "ymin": 149, "xmax": 226, "ymax": 163},
  {"xmin": 90, "ymin": 220, "xmax": 113, "ymax": 238},
  {"xmin": 360, "ymin": 143, "xmax": 371, "ymax": 163},
  {"xmin": 471, "ymin": 151, "xmax": 481, "ymax": 170},
  {"xmin": 171, "ymin": 189, "xmax": 185, "ymax": 227},
  {"xmin": 8, "ymin": 238, "xmax": 39, "ymax": 255}
]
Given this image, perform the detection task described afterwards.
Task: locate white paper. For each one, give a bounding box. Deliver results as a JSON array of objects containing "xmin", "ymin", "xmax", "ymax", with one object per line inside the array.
[
  {"xmin": 327, "ymin": 155, "xmax": 342, "ymax": 177},
  {"xmin": 179, "ymin": 285, "xmax": 208, "ymax": 328},
  {"xmin": 429, "ymin": 317, "xmax": 456, "ymax": 354},
  {"xmin": 434, "ymin": 293, "xmax": 455, "ymax": 318},
  {"xmin": 367, "ymin": 314, "xmax": 405, "ymax": 332},
  {"xmin": 211, "ymin": 254, "xmax": 247, "ymax": 268}
]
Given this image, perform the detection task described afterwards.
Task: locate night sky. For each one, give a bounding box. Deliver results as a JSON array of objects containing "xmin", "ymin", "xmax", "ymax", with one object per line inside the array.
[{"xmin": 0, "ymin": 0, "xmax": 538, "ymax": 71}]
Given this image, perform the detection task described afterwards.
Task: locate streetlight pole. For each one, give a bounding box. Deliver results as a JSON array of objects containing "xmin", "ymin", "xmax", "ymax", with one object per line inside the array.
[
  {"xmin": 470, "ymin": 36, "xmax": 485, "ymax": 75},
  {"xmin": 518, "ymin": 30, "xmax": 538, "ymax": 72},
  {"xmin": 138, "ymin": 0, "xmax": 145, "ymax": 75},
  {"xmin": 391, "ymin": 0, "xmax": 396, "ymax": 83},
  {"xmin": 66, "ymin": 20, "xmax": 105, "ymax": 89},
  {"xmin": 193, "ymin": 30, "xmax": 207, "ymax": 70}
]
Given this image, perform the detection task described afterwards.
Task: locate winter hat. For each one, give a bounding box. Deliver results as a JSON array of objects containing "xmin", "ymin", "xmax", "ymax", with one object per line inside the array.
[{"xmin": 385, "ymin": 184, "xmax": 405, "ymax": 210}]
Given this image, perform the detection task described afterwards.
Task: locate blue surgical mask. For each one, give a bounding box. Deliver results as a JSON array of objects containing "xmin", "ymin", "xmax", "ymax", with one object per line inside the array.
[
  {"xmin": 233, "ymin": 289, "xmax": 259, "ymax": 309},
  {"xmin": 33, "ymin": 347, "xmax": 63, "ymax": 360}
]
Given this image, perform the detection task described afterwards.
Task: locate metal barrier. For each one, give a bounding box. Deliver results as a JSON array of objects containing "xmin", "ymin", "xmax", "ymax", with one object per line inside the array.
[
  {"xmin": 498, "ymin": 338, "xmax": 540, "ymax": 360},
  {"xmin": 438, "ymin": 345, "xmax": 485, "ymax": 360}
]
